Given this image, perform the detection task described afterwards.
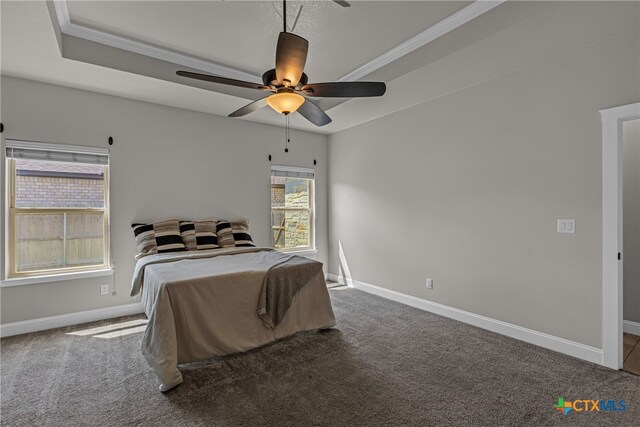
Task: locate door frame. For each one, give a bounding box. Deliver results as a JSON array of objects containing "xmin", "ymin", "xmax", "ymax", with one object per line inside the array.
[{"xmin": 601, "ymin": 102, "xmax": 639, "ymax": 369}]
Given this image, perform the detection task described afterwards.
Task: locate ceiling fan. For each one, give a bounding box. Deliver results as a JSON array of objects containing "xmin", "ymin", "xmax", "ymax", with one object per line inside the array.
[{"xmin": 176, "ymin": 0, "xmax": 386, "ymax": 127}]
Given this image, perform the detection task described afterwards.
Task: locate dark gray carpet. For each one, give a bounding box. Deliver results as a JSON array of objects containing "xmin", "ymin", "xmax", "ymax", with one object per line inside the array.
[{"xmin": 2, "ymin": 287, "xmax": 639, "ymax": 426}]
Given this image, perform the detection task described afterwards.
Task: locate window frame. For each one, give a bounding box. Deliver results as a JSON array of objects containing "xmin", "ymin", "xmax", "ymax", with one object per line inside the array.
[
  {"xmin": 270, "ymin": 166, "xmax": 316, "ymax": 253},
  {"xmin": 5, "ymin": 144, "xmax": 111, "ymax": 279}
]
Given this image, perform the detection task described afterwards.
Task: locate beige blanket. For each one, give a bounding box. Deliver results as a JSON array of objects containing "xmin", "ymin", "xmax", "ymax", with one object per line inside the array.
[{"xmin": 132, "ymin": 248, "xmax": 336, "ymax": 391}]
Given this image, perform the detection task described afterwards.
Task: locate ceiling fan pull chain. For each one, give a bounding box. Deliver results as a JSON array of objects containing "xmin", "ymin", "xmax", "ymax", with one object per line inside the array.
[{"xmin": 284, "ymin": 114, "xmax": 290, "ymax": 153}]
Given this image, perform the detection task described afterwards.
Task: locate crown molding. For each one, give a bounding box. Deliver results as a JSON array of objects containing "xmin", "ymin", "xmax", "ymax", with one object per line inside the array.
[
  {"xmin": 338, "ymin": 1, "xmax": 505, "ymax": 82},
  {"xmin": 51, "ymin": 1, "xmax": 504, "ymax": 85},
  {"xmin": 51, "ymin": 0, "xmax": 260, "ymax": 83},
  {"xmin": 52, "ymin": 0, "xmax": 70, "ymax": 31}
]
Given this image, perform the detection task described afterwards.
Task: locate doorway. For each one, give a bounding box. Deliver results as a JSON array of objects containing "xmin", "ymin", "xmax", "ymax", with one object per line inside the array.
[
  {"xmin": 622, "ymin": 118, "xmax": 640, "ymax": 375},
  {"xmin": 601, "ymin": 102, "xmax": 640, "ymax": 370}
]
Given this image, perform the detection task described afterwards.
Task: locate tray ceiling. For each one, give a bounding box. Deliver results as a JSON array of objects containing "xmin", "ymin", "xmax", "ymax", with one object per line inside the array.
[
  {"xmin": 66, "ymin": 1, "xmax": 472, "ymax": 83},
  {"xmin": 10, "ymin": 1, "xmax": 606, "ymax": 134}
]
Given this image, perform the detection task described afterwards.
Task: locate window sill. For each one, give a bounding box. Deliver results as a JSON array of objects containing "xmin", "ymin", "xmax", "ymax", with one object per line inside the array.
[
  {"xmin": 276, "ymin": 248, "xmax": 318, "ymax": 257},
  {"xmin": 1, "ymin": 268, "xmax": 114, "ymax": 287}
]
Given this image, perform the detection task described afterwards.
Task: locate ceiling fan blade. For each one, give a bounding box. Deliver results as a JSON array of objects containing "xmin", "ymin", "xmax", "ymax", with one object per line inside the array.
[
  {"xmin": 297, "ymin": 98, "xmax": 332, "ymax": 127},
  {"xmin": 302, "ymin": 82, "xmax": 386, "ymax": 98},
  {"xmin": 275, "ymin": 32, "xmax": 308, "ymax": 87},
  {"xmin": 333, "ymin": 1, "xmax": 351, "ymax": 7},
  {"xmin": 229, "ymin": 98, "xmax": 269, "ymax": 117},
  {"xmin": 177, "ymin": 71, "xmax": 266, "ymax": 90}
]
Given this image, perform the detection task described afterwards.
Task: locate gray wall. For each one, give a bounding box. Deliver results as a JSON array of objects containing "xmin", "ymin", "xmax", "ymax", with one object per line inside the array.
[
  {"xmin": 0, "ymin": 76, "xmax": 328, "ymax": 324},
  {"xmin": 328, "ymin": 24, "xmax": 639, "ymax": 347},
  {"xmin": 624, "ymin": 119, "xmax": 640, "ymax": 324}
]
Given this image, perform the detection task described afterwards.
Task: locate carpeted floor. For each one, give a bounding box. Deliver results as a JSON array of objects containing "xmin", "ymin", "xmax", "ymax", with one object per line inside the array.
[{"xmin": 1, "ymin": 287, "xmax": 639, "ymax": 426}]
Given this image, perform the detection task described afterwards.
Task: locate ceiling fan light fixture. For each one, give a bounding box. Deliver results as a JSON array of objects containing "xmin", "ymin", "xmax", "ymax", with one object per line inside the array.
[
  {"xmin": 176, "ymin": 0, "xmax": 384, "ymax": 126},
  {"xmin": 266, "ymin": 92, "xmax": 305, "ymax": 115}
]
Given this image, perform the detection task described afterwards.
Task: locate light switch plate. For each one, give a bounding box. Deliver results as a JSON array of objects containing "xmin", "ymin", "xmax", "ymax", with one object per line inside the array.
[{"xmin": 557, "ymin": 219, "xmax": 575, "ymax": 234}]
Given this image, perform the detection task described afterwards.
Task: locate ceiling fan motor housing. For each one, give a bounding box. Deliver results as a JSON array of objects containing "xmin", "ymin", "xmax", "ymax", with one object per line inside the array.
[{"xmin": 262, "ymin": 68, "xmax": 308, "ymax": 89}]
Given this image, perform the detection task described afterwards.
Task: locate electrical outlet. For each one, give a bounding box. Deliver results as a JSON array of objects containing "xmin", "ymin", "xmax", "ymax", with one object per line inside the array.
[
  {"xmin": 426, "ymin": 278, "xmax": 433, "ymax": 289},
  {"xmin": 100, "ymin": 284, "xmax": 110, "ymax": 295}
]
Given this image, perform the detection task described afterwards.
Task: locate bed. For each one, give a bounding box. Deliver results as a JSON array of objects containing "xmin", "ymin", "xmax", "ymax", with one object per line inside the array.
[{"xmin": 130, "ymin": 247, "xmax": 336, "ymax": 391}]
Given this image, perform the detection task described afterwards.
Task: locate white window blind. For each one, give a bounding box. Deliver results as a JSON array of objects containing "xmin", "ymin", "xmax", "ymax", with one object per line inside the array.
[
  {"xmin": 270, "ymin": 165, "xmax": 314, "ymax": 179},
  {"xmin": 5, "ymin": 140, "xmax": 109, "ymax": 165}
]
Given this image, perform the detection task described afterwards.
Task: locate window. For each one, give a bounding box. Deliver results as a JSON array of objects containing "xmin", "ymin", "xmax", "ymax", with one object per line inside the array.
[
  {"xmin": 5, "ymin": 140, "xmax": 110, "ymax": 277},
  {"xmin": 271, "ymin": 166, "xmax": 314, "ymax": 251}
]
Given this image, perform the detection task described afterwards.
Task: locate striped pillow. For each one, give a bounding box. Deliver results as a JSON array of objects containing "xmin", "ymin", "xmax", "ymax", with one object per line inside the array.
[
  {"xmin": 194, "ymin": 221, "xmax": 219, "ymax": 250},
  {"xmin": 179, "ymin": 221, "xmax": 197, "ymax": 251},
  {"xmin": 132, "ymin": 219, "xmax": 185, "ymax": 259},
  {"xmin": 230, "ymin": 220, "xmax": 255, "ymax": 247},
  {"xmin": 216, "ymin": 221, "xmax": 235, "ymax": 248}
]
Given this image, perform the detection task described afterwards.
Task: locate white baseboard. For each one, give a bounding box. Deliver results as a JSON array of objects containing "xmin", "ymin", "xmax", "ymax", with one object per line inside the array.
[
  {"xmin": 326, "ymin": 273, "xmax": 603, "ymax": 365},
  {"xmin": 0, "ymin": 303, "xmax": 144, "ymax": 338},
  {"xmin": 326, "ymin": 273, "xmax": 353, "ymax": 286},
  {"xmin": 624, "ymin": 319, "xmax": 640, "ymax": 336}
]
